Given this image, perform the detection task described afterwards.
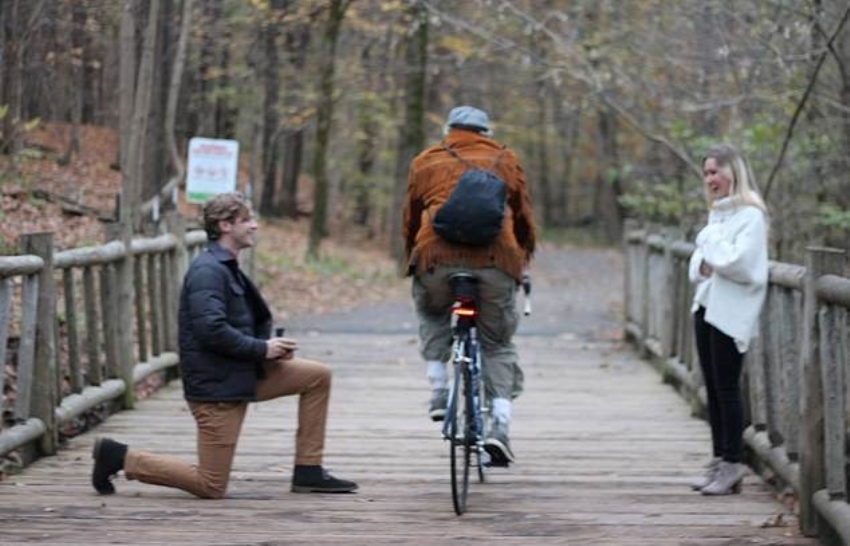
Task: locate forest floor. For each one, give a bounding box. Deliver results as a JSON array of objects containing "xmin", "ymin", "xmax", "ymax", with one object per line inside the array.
[
  {"xmin": 0, "ymin": 122, "xmax": 408, "ymax": 322},
  {"xmin": 1, "ymin": 122, "xmax": 612, "ymax": 324}
]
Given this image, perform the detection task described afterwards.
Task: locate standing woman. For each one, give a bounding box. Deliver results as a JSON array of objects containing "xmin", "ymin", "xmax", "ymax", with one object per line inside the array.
[{"xmin": 688, "ymin": 143, "xmax": 769, "ymax": 495}]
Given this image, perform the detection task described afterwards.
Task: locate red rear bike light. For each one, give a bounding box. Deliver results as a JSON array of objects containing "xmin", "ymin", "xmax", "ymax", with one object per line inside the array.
[{"xmin": 452, "ymin": 307, "xmax": 477, "ymax": 317}]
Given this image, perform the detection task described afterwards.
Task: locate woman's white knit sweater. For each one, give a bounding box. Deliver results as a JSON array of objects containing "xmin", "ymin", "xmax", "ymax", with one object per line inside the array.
[{"xmin": 688, "ymin": 197, "xmax": 768, "ymax": 353}]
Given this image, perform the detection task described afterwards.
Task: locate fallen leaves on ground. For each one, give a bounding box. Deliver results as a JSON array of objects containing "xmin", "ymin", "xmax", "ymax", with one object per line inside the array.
[{"xmin": 1, "ymin": 122, "xmax": 408, "ymax": 315}]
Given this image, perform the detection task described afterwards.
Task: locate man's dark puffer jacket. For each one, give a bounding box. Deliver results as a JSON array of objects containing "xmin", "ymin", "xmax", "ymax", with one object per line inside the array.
[{"xmin": 178, "ymin": 242, "xmax": 272, "ymax": 401}]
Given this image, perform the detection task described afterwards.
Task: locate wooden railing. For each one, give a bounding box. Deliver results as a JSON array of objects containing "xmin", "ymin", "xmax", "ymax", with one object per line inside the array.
[
  {"xmin": 624, "ymin": 221, "xmax": 850, "ymax": 543},
  {"xmin": 0, "ymin": 217, "xmax": 207, "ymax": 470}
]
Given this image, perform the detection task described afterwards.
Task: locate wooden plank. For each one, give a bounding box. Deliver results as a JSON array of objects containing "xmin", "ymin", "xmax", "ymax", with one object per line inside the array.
[
  {"xmin": 0, "ymin": 330, "xmax": 816, "ymax": 545},
  {"xmin": 0, "ymin": 239, "xmax": 820, "ymax": 545}
]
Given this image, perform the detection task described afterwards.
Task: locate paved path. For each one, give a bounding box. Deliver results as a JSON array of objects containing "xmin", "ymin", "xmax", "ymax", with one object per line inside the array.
[{"xmin": 0, "ymin": 245, "xmax": 815, "ymax": 545}]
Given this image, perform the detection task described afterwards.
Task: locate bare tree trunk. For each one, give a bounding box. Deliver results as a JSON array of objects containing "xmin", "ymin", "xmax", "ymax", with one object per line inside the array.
[
  {"xmin": 352, "ymin": 39, "xmax": 383, "ymax": 235},
  {"xmin": 142, "ymin": 0, "xmax": 171, "ymax": 211},
  {"xmin": 280, "ymin": 5, "xmax": 313, "ymax": 219},
  {"xmin": 553, "ymin": 95, "xmax": 579, "ymax": 226},
  {"xmin": 1, "ymin": 0, "xmax": 23, "ymax": 155},
  {"xmin": 117, "ymin": 0, "xmax": 137, "ymax": 172},
  {"xmin": 195, "ymin": 0, "xmax": 221, "ymax": 137},
  {"xmin": 124, "ymin": 0, "xmax": 161, "ymax": 231},
  {"xmin": 280, "ymin": 131, "xmax": 304, "ymax": 217},
  {"xmin": 140, "ymin": 0, "xmax": 194, "ymax": 218},
  {"xmin": 390, "ymin": 0, "xmax": 428, "ymax": 262},
  {"xmin": 534, "ymin": 80, "xmax": 552, "ymax": 228},
  {"xmin": 307, "ymin": 0, "xmax": 351, "ymax": 259},
  {"xmin": 836, "ymin": 3, "xmax": 850, "ymax": 211},
  {"xmin": 59, "ymin": 0, "xmax": 85, "ymax": 166},
  {"xmin": 259, "ymin": 0, "xmax": 283, "ymax": 217},
  {"xmin": 595, "ymin": 103, "xmax": 624, "ymax": 242},
  {"xmin": 1, "ymin": 0, "xmax": 47, "ymax": 157},
  {"xmin": 0, "ymin": 2, "xmax": 9, "ymax": 144},
  {"xmin": 164, "ymin": 0, "xmax": 194, "ymax": 190},
  {"xmin": 216, "ymin": 32, "xmax": 237, "ymax": 138}
]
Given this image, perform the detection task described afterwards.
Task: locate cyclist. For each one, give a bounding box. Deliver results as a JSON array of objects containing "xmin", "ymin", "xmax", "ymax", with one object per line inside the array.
[{"xmin": 402, "ymin": 105, "xmax": 536, "ymax": 465}]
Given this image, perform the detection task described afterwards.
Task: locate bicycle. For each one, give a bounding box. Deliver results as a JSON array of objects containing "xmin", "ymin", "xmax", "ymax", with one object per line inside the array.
[{"xmin": 442, "ymin": 272, "xmax": 531, "ymax": 515}]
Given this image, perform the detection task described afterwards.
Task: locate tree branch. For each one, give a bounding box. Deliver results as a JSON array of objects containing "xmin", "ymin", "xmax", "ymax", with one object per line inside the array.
[
  {"xmin": 763, "ymin": 5, "xmax": 850, "ymax": 200},
  {"xmin": 424, "ymin": 0, "xmax": 701, "ymax": 179},
  {"xmin": 597, "ymin": 93, "xmax": 702, "ymax": 179}
]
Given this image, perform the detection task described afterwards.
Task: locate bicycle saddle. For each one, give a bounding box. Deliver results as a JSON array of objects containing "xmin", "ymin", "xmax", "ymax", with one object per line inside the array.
[{"xmin": 449, "ymin": 273, "xmax": 479, "ymax": 302}]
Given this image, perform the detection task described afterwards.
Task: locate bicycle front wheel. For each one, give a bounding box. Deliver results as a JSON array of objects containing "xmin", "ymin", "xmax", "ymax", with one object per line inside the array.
[{"xmin": 448, "ymin": 352, "xmax": 471, "ymax": 515}]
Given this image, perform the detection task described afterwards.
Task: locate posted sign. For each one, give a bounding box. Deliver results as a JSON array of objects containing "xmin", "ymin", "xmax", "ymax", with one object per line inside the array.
[{"xmin": 185, "ymin": 137, "xmax": 239, "ymax": 203}]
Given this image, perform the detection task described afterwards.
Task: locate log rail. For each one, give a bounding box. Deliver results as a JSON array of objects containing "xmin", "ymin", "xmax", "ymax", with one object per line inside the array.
[
  {"xmin": 0, "ymin": 220, "xmax": 206, "ymax": 468},
  {"xmin": 623, "ymin": 220, "xmax": 850, "ymax": 543}
]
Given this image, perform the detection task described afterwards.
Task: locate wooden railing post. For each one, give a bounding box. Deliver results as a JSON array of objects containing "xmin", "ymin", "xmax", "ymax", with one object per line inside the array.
[
  {"xmin": 622, "ymin": 220, "xmax": 639, "ymax": 343},
  {"xmin": 639, "ymin": 229, "xmax": 651, "ymax": 358},
  {"xmin": 165, "ymin": 212, "xmax": 187, "ymax": 352},
  {"xmin": 117, "ymin": 227, "xmax": 135, "ymax": 409},
  {"xmin": 133, "ymin": 255, "xmax": 148, "ymax": 364},
  {"xmin": 659, "ymin": 227, "xmax": 682, "ymax": 359},
  {"xmin": 18, "ymin": 233, "xmax": 57, "ymax": 455},
  {"xmin": 799, "ymin": 246, "xmax": 845, "ymax": 536},
  {"xmin": 623, "ymin": 219, "xmax": 637, "ymax": 340},
  {"xmin": 105, "ymin": 223, "xmax": 135, "ymax": 410}
]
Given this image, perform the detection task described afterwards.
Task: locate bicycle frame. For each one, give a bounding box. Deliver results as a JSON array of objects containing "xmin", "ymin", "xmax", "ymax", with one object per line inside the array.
[
  {"xmin": 439, "ymin": 271, "xmax": 532, "ymax": 515},
  {"xmin": 442, "ymin": 275, "xmax": 488, "ymax": 515},
  {"xmin": 442, "ymin": 302, "xmax": 487, "ymax": 451}
]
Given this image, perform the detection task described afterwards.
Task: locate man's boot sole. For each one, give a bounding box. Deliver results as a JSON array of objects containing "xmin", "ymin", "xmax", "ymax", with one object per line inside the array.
[
  {"xmin": 484, "ymin": 439, "xmax": 515, "ymax": 466},
  {"xmin": 429, "ymin": 410, "xmax": 445, "ymax": 422},
  {"xmin": 291, "ymin": 484, "xmax": 358, "ymax": 494},
  {"xmin": 91, "ymin": 439, "xmax": 116, "ymax": 495}
]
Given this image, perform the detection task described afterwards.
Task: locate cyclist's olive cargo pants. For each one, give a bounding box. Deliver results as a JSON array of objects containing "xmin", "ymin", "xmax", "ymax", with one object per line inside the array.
[{"xmin": 412, "ymin": 265, "xmax": 524, "ymax": 400}]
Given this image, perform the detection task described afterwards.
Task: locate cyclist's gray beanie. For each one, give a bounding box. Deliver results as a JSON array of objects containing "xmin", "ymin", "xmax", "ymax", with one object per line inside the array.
[{"xmin": 444, "ymin": 106, "xmax": 493, "ymax": 137}]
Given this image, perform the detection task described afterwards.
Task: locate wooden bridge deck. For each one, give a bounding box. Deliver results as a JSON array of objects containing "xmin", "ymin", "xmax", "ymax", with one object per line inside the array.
[{"xmin": 0, "ymin": 248, "xmax": 817, "ymax": 545}]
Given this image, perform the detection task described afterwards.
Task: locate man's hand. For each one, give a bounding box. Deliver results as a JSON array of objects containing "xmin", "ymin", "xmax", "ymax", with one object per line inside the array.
[{"xmin": 265, "ymin": 337, "xmax": 299, "ymax": 360}]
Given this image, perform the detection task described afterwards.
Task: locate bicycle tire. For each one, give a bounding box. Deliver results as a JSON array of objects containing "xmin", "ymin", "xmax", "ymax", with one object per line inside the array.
[
  {"xmin": 471, "ymin": 340, "xmax": 486, "ymax": 484},
  {"xmin": 448, "ymin": 336, "xmax": 471, "ymax": 515}
]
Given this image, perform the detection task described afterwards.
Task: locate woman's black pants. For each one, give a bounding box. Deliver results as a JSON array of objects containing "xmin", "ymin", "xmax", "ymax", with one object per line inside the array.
[{"xmin": 693, "ymin": 306, "xmax": 745, "ymax": 463}]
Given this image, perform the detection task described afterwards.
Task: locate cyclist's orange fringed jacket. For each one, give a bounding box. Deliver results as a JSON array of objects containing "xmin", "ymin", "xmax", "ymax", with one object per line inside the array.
[{"xmin": 403, "ymin": 128, "xmax": 536, "ymax": 282}]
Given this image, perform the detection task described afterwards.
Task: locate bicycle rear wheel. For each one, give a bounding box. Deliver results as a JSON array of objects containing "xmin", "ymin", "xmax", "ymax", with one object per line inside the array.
[{"xmin": 448, "ymin": 345, "xmax": 471, "ymax": 515}]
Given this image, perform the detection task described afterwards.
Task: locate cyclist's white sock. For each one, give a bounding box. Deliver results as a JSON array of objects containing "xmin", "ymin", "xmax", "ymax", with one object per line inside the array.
[
  {"xmin": 491, "ymin": 397, "xmax": 512, "ymax": 425},
  {"xmin": 427, "ymin": 360, "xmax": 448, "ymax": 390}
]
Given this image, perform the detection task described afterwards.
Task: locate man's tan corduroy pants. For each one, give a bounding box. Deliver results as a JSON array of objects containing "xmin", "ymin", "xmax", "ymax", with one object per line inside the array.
[{"xmin": 123, "ymin": 357, "xmax": 330, "ymax": 499}]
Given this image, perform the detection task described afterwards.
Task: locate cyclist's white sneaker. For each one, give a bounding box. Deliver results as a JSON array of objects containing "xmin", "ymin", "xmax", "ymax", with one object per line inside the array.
[
  {"xmin": 484, "ymin": 420, "xmax": 515, "ymax": 466},
  {"xmin": 428, "ymin": 388, "xmax": 448, "ymax": 421}
]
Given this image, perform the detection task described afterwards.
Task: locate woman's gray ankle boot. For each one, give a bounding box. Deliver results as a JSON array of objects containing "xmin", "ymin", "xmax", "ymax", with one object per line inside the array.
[
  {"xmin": 690, "ymin": 457, "xmax": 721, "ymax": 491},
  {"xmin": 701, "ymin": 461, "xmax": 745, "ymax": 495}
]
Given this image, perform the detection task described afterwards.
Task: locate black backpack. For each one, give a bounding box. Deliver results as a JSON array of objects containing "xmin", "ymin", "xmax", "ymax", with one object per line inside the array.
[{"xmin": 432, "ymin": 145, "xmax": 507, "ymax": 246}]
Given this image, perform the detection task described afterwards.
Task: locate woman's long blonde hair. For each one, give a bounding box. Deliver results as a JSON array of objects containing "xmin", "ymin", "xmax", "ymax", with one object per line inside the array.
[{"xmin": 702, "ymin": 143, "xmax": 769, "ymax": 217}]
